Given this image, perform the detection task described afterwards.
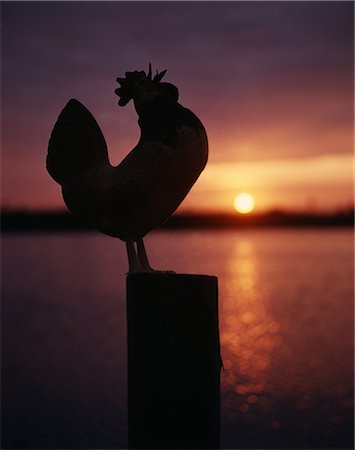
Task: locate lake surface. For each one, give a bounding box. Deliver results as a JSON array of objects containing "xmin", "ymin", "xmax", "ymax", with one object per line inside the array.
[{"xmin": 2, "ymin": 229, "xmax": 354, "ymax": 449}]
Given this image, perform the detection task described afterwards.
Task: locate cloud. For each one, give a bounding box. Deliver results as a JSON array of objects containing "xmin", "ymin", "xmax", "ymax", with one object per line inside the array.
[
  {"xmin": 199, "ymin": 153, "xmax": 353, "ymax": 191},
  {"xmin": 180, "ymin": 153, "xmax": 354, "ymax": 212}
]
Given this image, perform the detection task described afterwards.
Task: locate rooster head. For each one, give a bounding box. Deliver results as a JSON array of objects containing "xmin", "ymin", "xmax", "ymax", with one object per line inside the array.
[{"xmin": 115, "ymin": 64, "xmax": 178, "ymax": 108}]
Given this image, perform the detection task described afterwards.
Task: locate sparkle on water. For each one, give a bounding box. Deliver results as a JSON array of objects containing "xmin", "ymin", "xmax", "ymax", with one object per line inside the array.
[{"xmin": 2, "ymin": 229, "xmax": 354, "ymax": 449}]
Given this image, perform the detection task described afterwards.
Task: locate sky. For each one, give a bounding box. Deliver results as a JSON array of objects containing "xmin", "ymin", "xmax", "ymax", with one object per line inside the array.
[{"xmin": 1, "ymin": 1, "xmax": 354, "ymax": 214}]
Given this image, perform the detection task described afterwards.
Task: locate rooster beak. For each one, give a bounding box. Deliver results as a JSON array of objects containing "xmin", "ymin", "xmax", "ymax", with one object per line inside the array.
[{"xmin": 118, "ymin": 97, "xmax": 130, "ymax": 106}]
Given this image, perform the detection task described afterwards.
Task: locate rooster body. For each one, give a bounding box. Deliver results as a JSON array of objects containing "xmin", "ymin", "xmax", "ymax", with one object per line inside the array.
[{"xmin": 47, "ymin": 67, "xmax": 208, "ymax": 271}]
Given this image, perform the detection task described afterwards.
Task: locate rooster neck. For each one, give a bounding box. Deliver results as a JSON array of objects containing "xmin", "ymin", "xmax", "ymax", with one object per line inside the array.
[{"xmin": 137, "ymin": 97, "xmax": 203, "ymax": 142}]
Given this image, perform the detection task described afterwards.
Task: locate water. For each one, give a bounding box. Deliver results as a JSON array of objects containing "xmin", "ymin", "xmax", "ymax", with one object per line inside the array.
[{"xmin": 2, "ymin": 229, "xmax": 354, "ymax": 449}]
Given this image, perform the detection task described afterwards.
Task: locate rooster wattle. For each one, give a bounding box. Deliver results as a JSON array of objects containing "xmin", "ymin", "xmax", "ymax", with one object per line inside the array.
[{"xmin": 46, "ymin": 65, "xmax": 208, "ymax": 272}]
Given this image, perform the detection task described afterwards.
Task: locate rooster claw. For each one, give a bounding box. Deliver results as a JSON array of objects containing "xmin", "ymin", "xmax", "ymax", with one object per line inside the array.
[{"xmin": 126, "ymin": 268, "xmax": 176, "ymax": 276}]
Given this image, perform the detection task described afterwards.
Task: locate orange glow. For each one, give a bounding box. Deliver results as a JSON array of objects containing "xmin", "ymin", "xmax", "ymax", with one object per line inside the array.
[
  {"xmin": 220, "ymin": 238, "xmax": 283, "ymax": 418},
  {"xmin": 233, "ymin": 193, "xmax": 255, "ymax": 214},
  {"xmin": 179, "ymin": 153, "xmax": 353, "ymax": 214}
]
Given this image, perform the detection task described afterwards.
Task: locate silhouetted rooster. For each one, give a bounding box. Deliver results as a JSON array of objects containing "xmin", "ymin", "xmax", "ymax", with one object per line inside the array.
[{"xmin": 47, "ymin": 65, "xmax": 208, "ymax": 272}]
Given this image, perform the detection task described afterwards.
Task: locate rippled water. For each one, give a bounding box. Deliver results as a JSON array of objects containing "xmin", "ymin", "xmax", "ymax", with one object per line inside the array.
[{"xmin": 2, "ymin": 229, "xmax": 354, "ymax": 449}]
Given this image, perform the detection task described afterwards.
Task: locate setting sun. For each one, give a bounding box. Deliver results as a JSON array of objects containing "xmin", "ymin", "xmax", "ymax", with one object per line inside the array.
[{"xmin": 233, "ymin": 193, "xmax": 255, "ymax": 214}]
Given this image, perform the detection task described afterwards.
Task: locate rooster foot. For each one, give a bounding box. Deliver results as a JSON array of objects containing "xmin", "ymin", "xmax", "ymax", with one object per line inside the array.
[
  {"xmin": 126, "ymin": 238, "xmax": 175, "ymax": 275},
  {"xmin": 126, "ymin": 269, "xmax": 176, "ymax": 275}
]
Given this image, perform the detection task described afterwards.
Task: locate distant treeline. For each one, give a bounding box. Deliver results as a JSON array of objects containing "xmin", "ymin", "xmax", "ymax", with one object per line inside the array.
[{"xmin": 1, "ymin": 209, "xmax": 354, "ymax": 232}]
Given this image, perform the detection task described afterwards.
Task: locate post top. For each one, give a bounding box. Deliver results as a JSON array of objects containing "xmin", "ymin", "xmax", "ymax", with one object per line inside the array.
[{"xmin": 126, "ymin": 272, "xmax": 217, "ymax": 281}]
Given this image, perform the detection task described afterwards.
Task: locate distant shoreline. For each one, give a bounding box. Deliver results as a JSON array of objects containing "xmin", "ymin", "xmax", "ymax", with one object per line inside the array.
[{"xmin": 1, "ymin": 209, "xmax": 353, "ymax": 232}]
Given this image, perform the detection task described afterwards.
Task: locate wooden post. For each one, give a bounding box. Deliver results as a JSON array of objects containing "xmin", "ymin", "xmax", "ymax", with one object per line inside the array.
[{"xmin": 126, "ymin": 272, "xmax": 221, "ymax": 449}]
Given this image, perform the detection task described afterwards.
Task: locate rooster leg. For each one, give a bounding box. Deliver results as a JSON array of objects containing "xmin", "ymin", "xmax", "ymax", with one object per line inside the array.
[
  {"xmin": 126, "ymin": 238, "xmax": 140, "ymax": 273},
  {"xmin": 137, "ymin": 238, "xmax": 153, "ymax": 272}
]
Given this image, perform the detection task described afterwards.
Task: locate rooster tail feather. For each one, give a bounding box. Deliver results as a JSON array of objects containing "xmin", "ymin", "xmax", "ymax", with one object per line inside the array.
[{"xmin": 47, "ymin": 99, "xmax": 109, "ymax": 186}]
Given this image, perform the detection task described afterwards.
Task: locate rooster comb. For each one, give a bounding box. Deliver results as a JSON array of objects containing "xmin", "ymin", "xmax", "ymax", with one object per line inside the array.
[
  {"xmin": 115, "ymin": 63, "xmax": 167, "ymax": 106},
  {"xmin": 147, "ymin": 63, "xmax": 167, "ymax": 83}
]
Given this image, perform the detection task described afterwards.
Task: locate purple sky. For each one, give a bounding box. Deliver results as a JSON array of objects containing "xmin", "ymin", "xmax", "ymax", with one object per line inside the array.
[{"xmin": 1, "ymin": 1, "xmax": 354, "ymax": 212}]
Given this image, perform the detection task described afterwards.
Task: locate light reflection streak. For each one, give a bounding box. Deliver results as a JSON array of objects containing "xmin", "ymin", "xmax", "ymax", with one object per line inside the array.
[{"xmin": 220, "ymin": 237, "xmax": 282, "ymax": 420}]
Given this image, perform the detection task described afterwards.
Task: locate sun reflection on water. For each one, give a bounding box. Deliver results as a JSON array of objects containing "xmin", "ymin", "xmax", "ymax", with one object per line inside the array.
[
  {"xmin": 212, "ymin": 230, "xmax": 354, "ymax": 448},
  {"xmin": 220, "ymin": 238, "xmax": 282, "ymax": 420}
]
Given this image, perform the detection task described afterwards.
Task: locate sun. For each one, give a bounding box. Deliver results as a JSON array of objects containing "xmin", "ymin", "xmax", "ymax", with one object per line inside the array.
[{"xmin": 233, "ymin": 193, "xmax": 255, "ymax": 214}]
